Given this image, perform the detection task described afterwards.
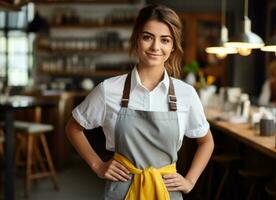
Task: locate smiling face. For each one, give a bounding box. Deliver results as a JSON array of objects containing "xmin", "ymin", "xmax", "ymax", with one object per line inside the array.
[{"xmin": 136, "ymin": 20, "xmax": 174, "ymax": 69}]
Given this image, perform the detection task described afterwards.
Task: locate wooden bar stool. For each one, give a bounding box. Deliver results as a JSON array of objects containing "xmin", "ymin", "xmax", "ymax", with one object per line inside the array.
[
  {"xmin": 207, "ymin": 154, "xmax": 242, "ymax": 200},
  {"xmin": 265, "ymin": 181, "xmax": 276, "ymax": 198},
  {"xmin": 238, "ymin": 168, "xmax": 272, "ymax": 200},
  {"xmin": 14, "ymin": 120, "xmax": 59, "ymax": 197}
]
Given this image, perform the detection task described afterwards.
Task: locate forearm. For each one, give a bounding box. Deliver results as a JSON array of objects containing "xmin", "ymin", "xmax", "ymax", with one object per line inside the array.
[
  {"xmin": 184, "ymin": 131, "xmax": 214, "ymax": 185},
  {"xmin": 65, "ymin": 117, "xmax": 103, "ymax": 172}
]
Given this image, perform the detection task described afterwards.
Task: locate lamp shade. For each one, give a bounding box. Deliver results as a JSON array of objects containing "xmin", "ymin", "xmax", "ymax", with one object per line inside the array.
[
  {"xmin": 205, "ymin": 26, "xmax": 237, "ymax": 59},
  {"xmin": 225, "ymin": 17, "xmax": 264, "ymax": 55},
  {"xmin": 261, "ymin": 35, "xmax": 276, "ymax": 54},
  {"xmin": 26, "ymin": 12, "xmax": 49, "ymax": 35}
]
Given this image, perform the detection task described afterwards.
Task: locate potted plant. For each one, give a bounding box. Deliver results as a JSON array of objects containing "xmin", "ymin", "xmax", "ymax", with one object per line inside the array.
[{"xmin": 183, "ymin": 61, "xmax": 200, "ymax": 85}]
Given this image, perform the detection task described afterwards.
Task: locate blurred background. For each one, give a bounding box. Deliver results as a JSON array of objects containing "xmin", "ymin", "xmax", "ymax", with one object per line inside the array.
[{"xmin": 0, "ymin": 0, "xmax": 275, "ymax": 200}]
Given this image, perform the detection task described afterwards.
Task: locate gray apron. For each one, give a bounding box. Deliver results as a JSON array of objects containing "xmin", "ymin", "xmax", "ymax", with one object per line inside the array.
[{"xmin": 104, "ymin": 73, "xmax": 183, "ymax": 200}]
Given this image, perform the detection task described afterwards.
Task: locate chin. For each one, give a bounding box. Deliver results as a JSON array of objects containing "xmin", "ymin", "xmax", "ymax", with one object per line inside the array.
[{"xmin": 145, "ymin": 60, "xmax": 164, "ymax": 68}]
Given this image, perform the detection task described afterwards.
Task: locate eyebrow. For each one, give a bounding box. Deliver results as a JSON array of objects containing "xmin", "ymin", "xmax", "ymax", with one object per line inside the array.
[{"xmin": 142, "ymin": 31, "xmax": 172, "ymax": 38}]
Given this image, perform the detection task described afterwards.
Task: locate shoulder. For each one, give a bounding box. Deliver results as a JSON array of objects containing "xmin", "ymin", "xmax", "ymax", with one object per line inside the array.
[
  {"xmin": 171, "ymin": 77, "xmax": 197, "ymax": 97},
  {"xmin": 103, "ymin": 73, "xmax": 128, "ymax": 86},
  {"xmin": 102, "ymin": 73, "xmax": 128, "ymax": 98}
]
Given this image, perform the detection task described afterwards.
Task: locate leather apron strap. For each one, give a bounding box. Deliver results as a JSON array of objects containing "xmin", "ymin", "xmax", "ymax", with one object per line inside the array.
[{"xmin": 121, "ymin": 72, "xmax": 177, "ymax": 111}]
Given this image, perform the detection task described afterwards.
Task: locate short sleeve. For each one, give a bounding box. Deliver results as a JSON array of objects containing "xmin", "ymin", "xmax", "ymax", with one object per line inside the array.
[
  {"xmin": 185, "ymin": 88, "xmax": 209, "ymax": 138},
  {"xmin": 72, "ymin": 82, "xmax": 106, "ymax": 130}
]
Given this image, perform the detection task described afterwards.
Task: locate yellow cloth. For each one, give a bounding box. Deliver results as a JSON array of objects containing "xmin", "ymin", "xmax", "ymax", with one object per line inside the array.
[{"xmin": 114, "ymin": 152, "xmax": 176, "ymax": 200}]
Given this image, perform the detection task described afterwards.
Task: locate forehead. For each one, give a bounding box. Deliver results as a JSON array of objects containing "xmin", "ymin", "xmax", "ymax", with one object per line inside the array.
[{"xmin": 142, "ymin": 20, "xmax": 172, "ymax": 36}]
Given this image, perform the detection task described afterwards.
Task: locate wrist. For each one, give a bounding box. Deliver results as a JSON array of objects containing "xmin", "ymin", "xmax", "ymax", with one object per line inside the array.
[
  {"xmin": 184, "ymin": 176, "xmax": 196, "ymax": 187},
  {"xmin": 181, "ymin": 176, "xmax": 196, "ymax": 194},
  {"xmin": 90, "ymin": 159, "xmax": 103, "ymax": 173}
]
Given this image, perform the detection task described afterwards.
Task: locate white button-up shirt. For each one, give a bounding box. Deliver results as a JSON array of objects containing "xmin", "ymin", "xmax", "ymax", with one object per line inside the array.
[{"xmin": 72, "ymin": 67, "xmax": 209, "ymax": 151}]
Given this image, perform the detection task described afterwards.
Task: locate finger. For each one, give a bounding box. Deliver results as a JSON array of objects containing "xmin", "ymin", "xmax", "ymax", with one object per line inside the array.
[
  {"xmin": 163, "ymin": 174, "xmax": 178, "ymax": 179},
  {"xmin": 109, "ymin": 170, "xmax": 128, "ymax": 182},
  {"xmin": 113, "ymin": 161, "xmax": 130, "ymax": 174},
  {"xmin": 163, "ymin": 178, "xmax": 177, "ymax": 184},
  {"xmin": 104, "ymin": 173, "xmax": 119, "ymax": 182},
  {"xmin": 166, "ymin": 186, "xmax": 180, "ymax": 192},
  {"xmin": 167, "ymin": 185, "xmax": 191, "ymax": 193},
  {"xmin": 111, "ymin": 166, "xmax": 131, "ymax": 180},
  {"xmin": 165, "ymin": 180, "xmax": 182, "ymax": 188},
  {"xmin": 163, "ymin": 175, "xmax": 180, "ymax": 183}
]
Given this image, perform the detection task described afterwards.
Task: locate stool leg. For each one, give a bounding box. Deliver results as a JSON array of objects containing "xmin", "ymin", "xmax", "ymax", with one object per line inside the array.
[
  {"xmin": 15, "ymin": 134, "xmax": 26, "ymax": 167},
  {"xmin": 246, "ymin": 180, "xmax": 256, "ymax": 200},
  {"xmin": 33, "ymin": 140, "xmax": 47, "ymax": 172},
  {"xmin": 0, "ymin": 142, "xmax": 4, "ymax": 159},
  {"xmin": 40, "ymin": 134, "xmax": 59, "ymax": 190},
  {"xmin": 25, "ymin": 135, "xmax": 34, "ymax": 197},
  {"xmin": 215, "ymin": 168, "xmax": 229, "ymax": 200},
  {"xmin": 206, "ymin": 163, "xmax": 214, "ymax": 200}
]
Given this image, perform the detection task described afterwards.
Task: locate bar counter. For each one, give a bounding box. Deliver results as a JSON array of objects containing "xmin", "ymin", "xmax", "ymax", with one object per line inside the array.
[{"xmin": 205, "ymin": 108, "xmax": 276, "ymax": 159}]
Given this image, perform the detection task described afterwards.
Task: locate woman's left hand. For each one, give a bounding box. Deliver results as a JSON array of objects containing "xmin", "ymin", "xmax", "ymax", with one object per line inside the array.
[{"xmin": 163, "ymin": 173, "xmax": 195, "ymax": 194}]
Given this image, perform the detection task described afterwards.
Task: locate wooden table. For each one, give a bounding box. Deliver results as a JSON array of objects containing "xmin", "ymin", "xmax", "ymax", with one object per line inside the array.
[
  {"xmin": 0, "ymin": 96, "xmax": 55, "ymax": 200},
  {"xmin": 205, "ymin": 108, "xmax": 276, "ymax": 159}
]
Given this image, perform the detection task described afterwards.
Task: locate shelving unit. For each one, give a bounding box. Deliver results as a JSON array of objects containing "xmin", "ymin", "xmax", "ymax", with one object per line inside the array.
[
  {"xmin": 34, "ymin": 3, "xmax": 143, "ymax": 82},
  {"xmin": 34, "ymin": 2, "xmax": 226, "ymax": 87}
]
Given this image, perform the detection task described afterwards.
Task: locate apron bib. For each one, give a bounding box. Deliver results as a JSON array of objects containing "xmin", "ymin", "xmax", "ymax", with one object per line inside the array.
[{"xmin": 104, "ymin": 73, "xmax": 183, "ymax": 200}]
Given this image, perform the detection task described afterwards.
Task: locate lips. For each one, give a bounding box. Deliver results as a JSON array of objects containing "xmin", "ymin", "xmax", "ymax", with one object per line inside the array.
[{"xmin": 146, "ymin": 52, "xmax": 162, "ymax": 58}]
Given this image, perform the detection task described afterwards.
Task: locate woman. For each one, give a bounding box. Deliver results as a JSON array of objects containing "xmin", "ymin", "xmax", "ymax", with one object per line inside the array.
[
  {"xmin": 66, "ymin": 4, "xmax": 214, "ymax": 200},
  {"xmin": 258, "ymin": 60, "xmax": 276, "ymax": 105}
]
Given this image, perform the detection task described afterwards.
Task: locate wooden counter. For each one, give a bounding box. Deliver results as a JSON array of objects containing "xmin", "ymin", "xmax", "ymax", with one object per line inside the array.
[{"xmin": 205, "ymin": 108, "xmax": 276, "ymax": 159}]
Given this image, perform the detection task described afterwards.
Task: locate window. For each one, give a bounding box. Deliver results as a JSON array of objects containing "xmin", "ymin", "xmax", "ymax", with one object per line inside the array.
[{"xmin": 0, "ymin": 4, "xmax": 34, "ymax": 86}]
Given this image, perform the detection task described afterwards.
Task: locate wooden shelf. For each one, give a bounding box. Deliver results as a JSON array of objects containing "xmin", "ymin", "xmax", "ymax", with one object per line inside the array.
[
  {"xmin": 34, "ymin": 0, "xmax": 139, "ymax": 4},
  {"xmin": 50, "ymin": 23, "xmax": 133, "ymax": 29},
  {"xmin": 39, "ymin": 70, "xmax": 129, "ymax": 77},
  {"xmin": 37, "ymin": 47, "xmax": 129, "ymax": 54},
  {"xmin": 0, "ymin": 0, "xmax": 27, "ymax": 11}
]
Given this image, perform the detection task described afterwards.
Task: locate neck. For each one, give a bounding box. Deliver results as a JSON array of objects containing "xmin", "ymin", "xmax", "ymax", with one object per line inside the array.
[{"xmin": 137, "ymin": 64, "xmax": 165, "ymax": 91}]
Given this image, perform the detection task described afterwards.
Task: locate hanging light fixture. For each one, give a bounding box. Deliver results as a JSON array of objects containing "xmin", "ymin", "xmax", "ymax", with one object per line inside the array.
[
  {"xmin": 224, "ymin": 0, "xmax": 264, "ymax": 56},
  {"xmin": 261, "ymin": 35, "xmax": 276, "ymax": 55},
  {"xmin": 205, "ymin": 0, "xmax": 237, "ymax": 59}
]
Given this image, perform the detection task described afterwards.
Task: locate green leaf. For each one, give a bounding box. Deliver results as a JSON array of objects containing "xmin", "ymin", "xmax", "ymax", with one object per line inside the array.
[{"xmin": 183, "ymin": 61, "xmax": 200, "ymax": 74}]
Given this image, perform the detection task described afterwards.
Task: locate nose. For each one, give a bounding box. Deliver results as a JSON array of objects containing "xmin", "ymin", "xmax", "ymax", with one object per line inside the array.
[{"xmin": 150, "ymin": 38, "xmax": 160, "ymax": 51}]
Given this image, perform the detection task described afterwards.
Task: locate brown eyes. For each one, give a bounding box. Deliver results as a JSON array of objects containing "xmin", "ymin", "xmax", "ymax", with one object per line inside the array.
[
  {"xmin": 161, "ymin": 38, "xmax": 170, "ymax": 44},
  {"xmin": 142, "ymin": 35, "xmax": 152, "ymax": 41},
  {"xmin": 142, "ymin": 35, "xmax": 171, "ymax": 44}
]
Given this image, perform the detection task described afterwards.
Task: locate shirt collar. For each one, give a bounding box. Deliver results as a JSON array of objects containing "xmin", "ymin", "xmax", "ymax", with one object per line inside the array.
[{"xmin": 130, "ymin": 66, "xmax": 170, "ymax": 92}]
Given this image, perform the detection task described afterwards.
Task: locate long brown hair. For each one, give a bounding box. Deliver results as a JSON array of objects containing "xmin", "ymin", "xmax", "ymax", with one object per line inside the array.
[{"xmin": 129, "ymin": 4, "xmax": 183, "ymax": 78}]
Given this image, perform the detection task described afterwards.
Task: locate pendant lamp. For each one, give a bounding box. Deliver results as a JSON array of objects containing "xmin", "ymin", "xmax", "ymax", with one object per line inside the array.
[
  {"xmin": 26, "ymin": 11, "xmax": 49, "ymax": 36},
  {"xmin": 224, "ymin": 0, "xmax": 264, "ymax": 56},
  {"xmin": 205, "ymin": 0, "xmax": 237, "ymax": 59},
  {"xmin": 261, "ymin": 35, "xmax": 276, "ymax": 55}
]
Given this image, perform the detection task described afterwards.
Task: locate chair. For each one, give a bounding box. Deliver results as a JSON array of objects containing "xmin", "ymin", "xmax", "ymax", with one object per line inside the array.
[
  {"xmin": 207, "ymin": 153, "xmax": 242, "ymax": 200},
  {"xmin": 13, "ymin": 106, "xmax": 59, "ymax": 197},
  {"xmin": 15, "ymin": 120, "xmax": 59, "ymax": 197},
  {"xmin": 238, "ymin": 168, "xmax": 272, "ymax": 200}
]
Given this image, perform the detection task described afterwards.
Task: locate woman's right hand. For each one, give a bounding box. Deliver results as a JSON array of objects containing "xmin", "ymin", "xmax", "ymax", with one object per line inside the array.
[{"xmin": 94, "ymin": 159, "xmax": 131, "ymax": 182}]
